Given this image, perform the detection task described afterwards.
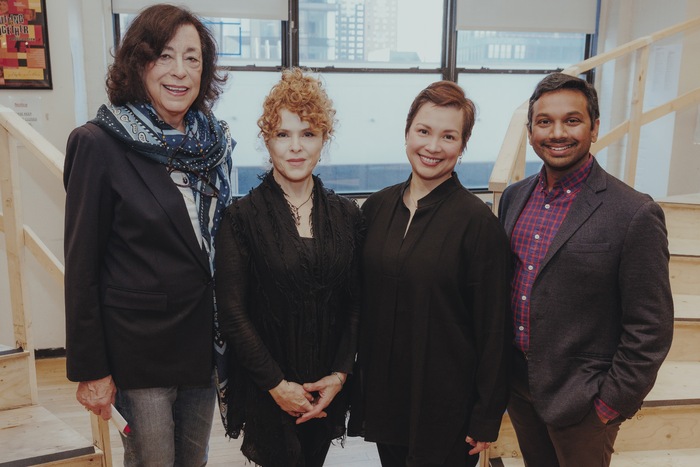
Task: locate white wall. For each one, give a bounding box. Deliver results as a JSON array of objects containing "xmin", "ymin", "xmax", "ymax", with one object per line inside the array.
[
  {"xmin": 0, "ymin": 0, "xmax": 111, "ymax": 152},
  {"xmin": 1, "ymin": 1, "xmax": 699, "ymax": 350},
  {"xmin": 0, "ymin": 0, "xmax": 112, "ymax": 350},
  {"xmin": 668, "ymin": 1, "xmax": 700, "ymax": 195}
]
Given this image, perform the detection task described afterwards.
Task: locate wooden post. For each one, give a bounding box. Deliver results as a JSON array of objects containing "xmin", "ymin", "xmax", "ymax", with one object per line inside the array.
[
  {"xmin": 0, "ymin": 127, "xmax": 38, "ymax": 405},
  {"xmin": 488, "ymin": 106, "xmax": 529, "ymax": 211},
  {"xmin": 623, "ymin": 44, "xmax": 651, "ymax": 186},
  {"xmin": 492, "ymin": 191, "xmax": 502, "ymax": 215},
  {"xmin": 90, "ymin": 414, "xmax": 113, "ymax": 467},
  {"xmin": 479, "ymin": 448, "xmax": 491, "ymax": 467},
  {"xmin": 513, "ymin": 138, "xmax": 528, "ymax": 184}
]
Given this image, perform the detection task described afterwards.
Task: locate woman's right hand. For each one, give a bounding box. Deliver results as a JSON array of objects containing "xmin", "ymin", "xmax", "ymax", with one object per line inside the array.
[
  {"xmin": 76, "ymin": 375, "xmax": 116, "ymax": 420},
  {"xmin": 268, "ymin": 379, "xmax": 315, "ymax": 417}
]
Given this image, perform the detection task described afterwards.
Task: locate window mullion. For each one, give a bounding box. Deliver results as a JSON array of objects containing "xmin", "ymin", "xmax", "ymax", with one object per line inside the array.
[
  {"xmin": 284, "ymin": 0, "xmax": 299, "ymax": 68},
  {"xmin": 442, "ymin": 0, "xmax": 458, "ymax": 81}
]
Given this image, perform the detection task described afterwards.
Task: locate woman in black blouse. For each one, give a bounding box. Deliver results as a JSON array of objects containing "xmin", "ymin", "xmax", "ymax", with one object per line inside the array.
[
  {"xmin": 349, "ymin": 81, "xmax": 511, "ymax": 466},
  {"xmin": 215, "ymin": 68, "xmax": 362, "ymax": 467}
]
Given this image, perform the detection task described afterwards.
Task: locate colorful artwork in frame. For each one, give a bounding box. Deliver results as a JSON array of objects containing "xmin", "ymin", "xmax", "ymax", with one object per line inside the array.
[{"xmin": 0, "ymin": 0, "xmax": 51, "ymax": 89}]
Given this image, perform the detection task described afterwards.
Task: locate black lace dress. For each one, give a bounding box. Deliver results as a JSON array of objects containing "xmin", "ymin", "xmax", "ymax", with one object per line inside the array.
[{"xmin": 214, "ymin": 172, "xmax": 362, "ymax": 466}]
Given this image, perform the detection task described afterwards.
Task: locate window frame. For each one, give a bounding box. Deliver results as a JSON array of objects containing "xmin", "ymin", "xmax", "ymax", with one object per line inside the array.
[
  {"xmin": 112, "ymin": 0, "xmax": 597, "ymax": 195},
  {"xmin": 115, "ymin": 0, "xmax": 596, "ymax": 79}
]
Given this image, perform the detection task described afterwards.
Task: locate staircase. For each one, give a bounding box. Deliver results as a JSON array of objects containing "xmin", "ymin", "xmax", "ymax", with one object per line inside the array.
[
  {"xmin": 0, "ymin": 107, "xmax": 109, "ymax": 466},
  {"xmin": 0, "ymin": 349, "xmax": 107, "ymax": 466},
  {"xmin": 489, "ymin": 193, "xmax": 700, "ymax": 465}
]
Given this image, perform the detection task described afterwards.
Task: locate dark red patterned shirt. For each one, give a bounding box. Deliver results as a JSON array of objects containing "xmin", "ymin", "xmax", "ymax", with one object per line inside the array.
[
  {"xmin": 511, "ymin": 155, "xmax": 593, "ymax": 353},
  {"xmin": 511, "ymin": 154, "xmax": 619, "ymax": 420}
]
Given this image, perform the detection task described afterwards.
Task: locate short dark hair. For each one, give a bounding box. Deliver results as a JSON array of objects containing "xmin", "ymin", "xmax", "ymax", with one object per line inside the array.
[
  {"xmin": 405, "ymin": 81, "xmax": 476, "ymax": 153},
  {"xmin": 106, "ymin": 4, "xmax": 226, "ymax": 112},
  {"xmin": 527, "ymin": 73, "xmax": 599, "ymax": 131}
]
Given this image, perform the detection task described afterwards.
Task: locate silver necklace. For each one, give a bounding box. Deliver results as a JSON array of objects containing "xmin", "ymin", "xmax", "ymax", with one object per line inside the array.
[{"xmin": 284, "ymin": 190, "xmax": 314, "ymax": 226}]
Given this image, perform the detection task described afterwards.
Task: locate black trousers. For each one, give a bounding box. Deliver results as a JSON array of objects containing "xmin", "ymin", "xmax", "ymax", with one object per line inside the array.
[
  {"xmin": 295, "ymin": 420, "xmax": 332, "ymax": 467},
  {"xmin": 508, "ymin": 350, "xmax": 622, "ymax": 467},
  {"xmin": 376, "ymin": 439, "xmax": 479, "ymax": 467}
]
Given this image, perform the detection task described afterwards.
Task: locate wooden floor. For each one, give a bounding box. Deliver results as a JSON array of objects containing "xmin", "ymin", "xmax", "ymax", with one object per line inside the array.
[
  {"xmin": 36, "ymin": 357, "xmax": 381, "ymax": 466},
  {"xmin": 38, "ymin": 357, "xmax": 700, "ymax": 466}
]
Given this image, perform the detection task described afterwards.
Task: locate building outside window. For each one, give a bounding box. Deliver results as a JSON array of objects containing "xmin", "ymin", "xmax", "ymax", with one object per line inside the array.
[{"xmin": 118, "ymin": 0, "xmax": 592, "ymax": 195}]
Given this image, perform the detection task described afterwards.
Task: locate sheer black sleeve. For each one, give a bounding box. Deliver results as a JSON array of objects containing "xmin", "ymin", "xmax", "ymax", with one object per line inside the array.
[{"xmin": 215, "ymin": 207, "xmax": 285, "ymax": 391}]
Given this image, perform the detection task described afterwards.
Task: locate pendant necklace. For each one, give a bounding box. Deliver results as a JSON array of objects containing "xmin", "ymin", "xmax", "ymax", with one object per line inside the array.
[{"xmin": 284, "ymin": 189, "xmax": 314, "ymax": 226}]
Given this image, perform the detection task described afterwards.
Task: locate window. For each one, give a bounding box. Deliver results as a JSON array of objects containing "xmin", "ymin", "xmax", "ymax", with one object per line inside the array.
[
  {"xmin": 459, "ymin": 31, "xmax": 586, "ymax": 70},
  {"xmin": 116, "ymin": 15, "xmax": 282, "ymax": 67},
  {"xmin": 117, "ymin": 0, "xmax": 592, "ymax": 195},
  {"xmin": 299, "ymin": 0, "xmax": 443, "ymax": 70},
  {"xmin": 212, "ymin": 19, "xmax": 282, "ymax": 66}
]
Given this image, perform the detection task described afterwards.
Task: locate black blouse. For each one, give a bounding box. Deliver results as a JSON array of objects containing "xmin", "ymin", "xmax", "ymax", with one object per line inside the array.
[
  {"xmin": 349, "ymin": 173, "xmax": 511, "ymax": 464},
  {"xmin": 215, "ymin": 172, "xmax": 362, "ymax": 466}
]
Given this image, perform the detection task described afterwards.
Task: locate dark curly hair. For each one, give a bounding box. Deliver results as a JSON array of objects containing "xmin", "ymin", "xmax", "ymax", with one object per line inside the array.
[{"xmin": 106, "ymin": 4, "xmax": 226, "ymax": 111}]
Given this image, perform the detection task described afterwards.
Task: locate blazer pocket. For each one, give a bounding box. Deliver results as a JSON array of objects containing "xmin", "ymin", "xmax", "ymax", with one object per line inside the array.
[
  {"xmin": 103, "ymin": 286, "xmax": 168, "ymax": 312},
  {"xmin": 565, "ymin": 242, "xmax": 610, "ymax": 253}
]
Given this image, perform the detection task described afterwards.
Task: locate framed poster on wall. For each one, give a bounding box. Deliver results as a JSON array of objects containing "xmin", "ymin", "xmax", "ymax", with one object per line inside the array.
[{"xmin": 0, "ymin": 0, "xmax": 51, "ymax": 89}]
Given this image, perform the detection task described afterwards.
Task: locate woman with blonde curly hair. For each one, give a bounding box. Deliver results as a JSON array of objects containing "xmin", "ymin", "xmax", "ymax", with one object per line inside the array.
[{"xmin": 215, "ymin": 68, "xmax": 362, "ymax": 466}]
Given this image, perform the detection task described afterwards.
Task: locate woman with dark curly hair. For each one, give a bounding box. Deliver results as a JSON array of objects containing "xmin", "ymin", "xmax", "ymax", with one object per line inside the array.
[
  {"xmin": 63, "ymin": 4, "xmax": 234, "ymax": 465},
  {"xmin": 215, "ymin": 68, "xmax": 362, "ymax": 467}
]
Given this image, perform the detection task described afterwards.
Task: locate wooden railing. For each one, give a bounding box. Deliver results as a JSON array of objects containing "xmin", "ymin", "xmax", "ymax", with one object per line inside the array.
[
  {"xmin": 488, "ymin": 16, "xmax": 700, "ymax": 212},
  {"xmin": 0, "ymin": 106, "xmax": 112, "ymax": 466},
  {"xmin": 0, "ymin": 106, "xmax": 64, "ymax": 406}
]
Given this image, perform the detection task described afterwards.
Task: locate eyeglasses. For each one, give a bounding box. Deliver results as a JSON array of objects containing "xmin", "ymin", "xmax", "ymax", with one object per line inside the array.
[{"xmin": 167, "ymin": 158, "xmax": 220, "ymax": 198}]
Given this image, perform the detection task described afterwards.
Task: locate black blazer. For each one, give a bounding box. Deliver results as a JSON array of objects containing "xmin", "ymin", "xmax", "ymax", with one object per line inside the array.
[
  {"xmin": 499, "ymin": 159, "xmax": 674, "ymax": 426},
  {"xmin": 64, "ymin": 122, "xmax": 215, "ymax": 389}
]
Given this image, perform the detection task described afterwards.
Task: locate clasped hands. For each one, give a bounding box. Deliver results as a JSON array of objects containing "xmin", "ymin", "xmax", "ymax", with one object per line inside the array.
[{"xmin": 269, "ymin": 372, "xmax": 346, "ymax": 425}]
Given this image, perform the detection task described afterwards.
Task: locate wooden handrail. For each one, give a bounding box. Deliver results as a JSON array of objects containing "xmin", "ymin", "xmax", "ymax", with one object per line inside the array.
[
  {"xmin": 0, "ymin": 106, "xmax": 65, "ymax": 288},
  {"xmin": 489, "ymin": 15, "xmax": 700, "ymax": 212},
  {"xmin": 489, "ymin": 106, "xmax": 528, "ymax": 194},
  {"xmin": 0, "ymin": 111, "xmax": 40, "ymax": 406},
  {"xmin": 0, "ymin": 106, "xmax": 111, "ymax": 465},
  {"xmin": 591, "ymin": 87, "xmax": 700, "ymax": 154},
  {"xmin": 0, "ymin": 106, "xmax": 64, "ymax": 182},
  {"xmin": 24, "ymin": 226, "xmax": 65, "ymax": 284},
  {"xmin": 563, "ymin": 16, "xmax": 700, "ymax": 76},
  {"xmin": 0, "ymin": 218, "xmax": 64, "ymax": 285}
]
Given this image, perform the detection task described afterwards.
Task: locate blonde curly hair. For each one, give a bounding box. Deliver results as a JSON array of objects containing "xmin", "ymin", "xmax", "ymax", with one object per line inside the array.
[{"xmin": 258, "ymin": 68, "xmax": 336, "ymax": 144}]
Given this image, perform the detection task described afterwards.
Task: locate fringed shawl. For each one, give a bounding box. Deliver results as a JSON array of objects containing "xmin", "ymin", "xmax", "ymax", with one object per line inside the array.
[{"xmin": 220, "ymin": 171, "xmax": 362, "ymax": 466}]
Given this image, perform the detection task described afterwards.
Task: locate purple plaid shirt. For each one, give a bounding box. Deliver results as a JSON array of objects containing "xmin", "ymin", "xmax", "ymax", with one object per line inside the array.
[
  {"xmin": 511, "ymin": 155, "xmax": 593, "ymax": 353},
  {"xmin": 511, "ymin": 154, "xmax": 619, "ymax": 421}
]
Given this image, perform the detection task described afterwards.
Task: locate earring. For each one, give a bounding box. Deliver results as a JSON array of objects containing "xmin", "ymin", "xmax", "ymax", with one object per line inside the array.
[{"xmin": 458, "ymin": 156, "xmax": 463, "ymax": 165}]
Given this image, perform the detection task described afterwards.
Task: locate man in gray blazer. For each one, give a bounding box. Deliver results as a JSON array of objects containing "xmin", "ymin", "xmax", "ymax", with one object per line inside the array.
[{"xmin": 498, "ymin": 73, "xmax": 673, "ymax": 466}]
